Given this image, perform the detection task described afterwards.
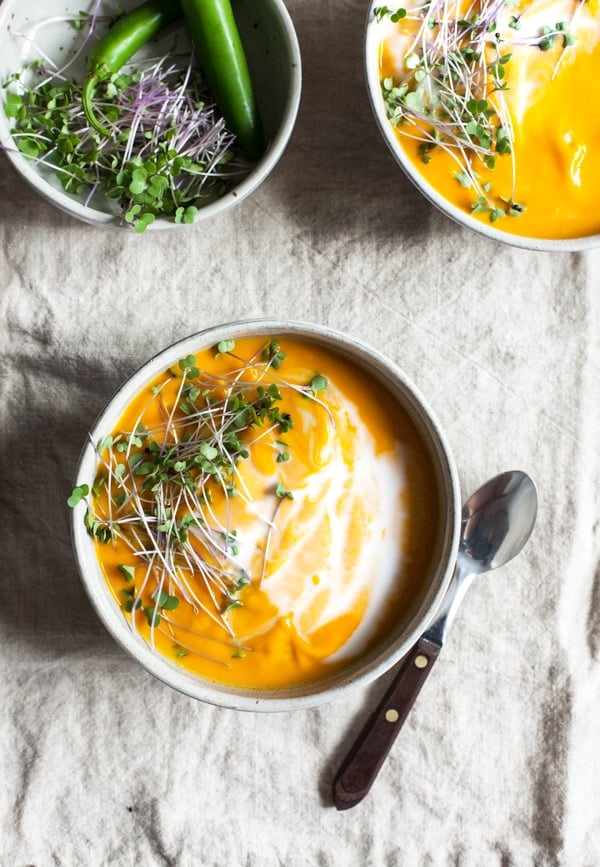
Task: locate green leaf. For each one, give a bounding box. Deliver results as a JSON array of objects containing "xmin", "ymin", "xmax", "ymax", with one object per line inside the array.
[
  {"xmin": 275, "ymin": 482, "xmax": 294, "ymax": 500},
  {"xmin": 144, "ymin": 605, "xmax": 161, "ymax": 627},
  {"xmin": 278, "ymin": 413, "xmax": 294, "ymax": 433},
  {"xmin": 118, "ymin": 564, "xmax": 136, "ymax": 582},
  {"xmin": 178, "ymin": 355, "xmax": 198, "ymax": 376},
  {"xmin": 234, "ymin": 574, "xmax": 251, "ymax": 592},
  {"xmin": 509, "ymin": 202, "xmax": 527, "ymax": 217},
  {"xmin": 154, "ymin": 589, "xmax": 170, "ymax": 607},
  {"xmin": 310, "ymin": 374, "xmax": 328, "ymax": 395},
  {"xmin": 200, "ymin": 442, "xmax": 218, "ymax": 460},
  {"xmin": 16, "ymin": 137, "xmax": 41, "ymax": 158},
  {"xmin": 147, "ymin": 175, "xmax": 169, "ymax": 198},
  {"xmin": 4, "ymin": 92, "xmax": 23, "ymax": 118},
  {"xmin": 263, "ymin": 341, "xmax": 286, "ymax": 369},
  {"xmin": 129, "ymin": 179, "xmax": 146, "ymax": 196},
  {"xmin": 67, "ymin": 484, "xmax": 89, "ymax": 507},
  {"xmin": 134, "ymin": 460, "xmax": 156, "ymax": 476},
  {"xmin": 92, "ymin": 474, "xmax": 106, "ymax": 497},
  {"xmin": 161, "ymin": 595, "xmax": 179, "ymax": 611},
  {"xmin": 454, "ymin": 171, "xmax": 472, "ymax": 188},
  {"xmin": 124, "ymin": 204, "xmax": 141, "ymax": 223},
  {"xmin": 216, "ymin": 340, "xmax": 235, "ymax": 355}
]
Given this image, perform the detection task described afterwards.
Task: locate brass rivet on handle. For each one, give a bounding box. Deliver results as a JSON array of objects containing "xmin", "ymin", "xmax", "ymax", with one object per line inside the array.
[
  {"xmin": 414, "ymin": 654, "xmax": 428, "ymax": 669},
  {"xmin": 385, "ymin": 708, "xmax": 399, "ymax": 723}
]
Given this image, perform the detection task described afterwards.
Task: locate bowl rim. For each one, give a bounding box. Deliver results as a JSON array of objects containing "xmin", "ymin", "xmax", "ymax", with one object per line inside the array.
[
  {"xmin": 0, "ymin": 0, "xmax": 302, "ymax": 229},
  {"xmin": 363, "ymin": 6, "xmax": 600, "ymax": 253},
  {"xmin": 71, "ymin": 318, "xmax": 461, "ymax": 712}
]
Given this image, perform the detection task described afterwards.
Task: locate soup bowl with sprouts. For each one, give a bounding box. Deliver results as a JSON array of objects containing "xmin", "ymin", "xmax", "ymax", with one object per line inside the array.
[
  {"xmin": 71, "ymin": 320, "xmax": 460, "ymax": 710},
  {"xmin": 365, "ymin": 0, "xmax": 600, "ymax": 250}
]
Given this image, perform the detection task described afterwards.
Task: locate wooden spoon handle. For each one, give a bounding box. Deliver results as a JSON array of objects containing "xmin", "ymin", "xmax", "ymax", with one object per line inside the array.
[{"xmin": 332, "ymin": 637, "xmax": 441, "ymax": 810}]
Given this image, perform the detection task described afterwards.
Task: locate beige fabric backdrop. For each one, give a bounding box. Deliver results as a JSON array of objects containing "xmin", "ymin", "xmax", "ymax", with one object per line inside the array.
[{"xmin": 1, "ymin": 0, "xmax": 599, "ymax": 863}]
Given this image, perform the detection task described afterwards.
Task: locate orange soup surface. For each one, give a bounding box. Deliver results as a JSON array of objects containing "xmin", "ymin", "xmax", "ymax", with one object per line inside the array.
[
  {"xmin": 88, "ymin": 337, "xmax": 439, "ymax": 689},
  {"xmin": 377, "ymin": 0, "xmax": 600, "ymax": 239}
]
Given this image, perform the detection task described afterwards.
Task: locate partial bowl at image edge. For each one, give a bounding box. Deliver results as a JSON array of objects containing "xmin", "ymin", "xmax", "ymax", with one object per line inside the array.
[
  {"xmin": 0, "ymin": 0, "xmax": 302, "ymax": 229},
  {"xmin": 363, "ymin": 4, "xmax": 600, "ymax": 253}
]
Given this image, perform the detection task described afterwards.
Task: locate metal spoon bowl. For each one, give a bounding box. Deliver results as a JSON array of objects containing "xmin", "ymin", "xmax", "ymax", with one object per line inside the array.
[{"xmin": 332, "ymin": 470, "xmax": 538, "ymax": 810}]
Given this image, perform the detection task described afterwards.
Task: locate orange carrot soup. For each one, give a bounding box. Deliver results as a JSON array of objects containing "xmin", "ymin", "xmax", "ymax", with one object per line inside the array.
[
  {"xmin": 84, "ymin": 336, "xmax": 439, "ymax": 689},
  {"xmin": 376, "ymin": 0, "xmax": 600, "ymax": 239}
]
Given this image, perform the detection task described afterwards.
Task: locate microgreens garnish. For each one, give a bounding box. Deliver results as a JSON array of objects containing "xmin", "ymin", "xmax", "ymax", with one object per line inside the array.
[
  {"xmin": 70, "ymin": 341, "xmax": 333, "ymax": 664},
  {"xmin": 118, "ymin": 564, "xmax": 136, "ymax": 583},
  {"xmin": 275, "ymin": 482, "xmax": 294, "ymax": 500},
  {"xmin": 374, "ymin": 5, "xmax": 407, "ymax": 22},
  {"xmin": 2, "ymin": 9, "xmax": 251, "ymax": 231},
  {"xmin": 309, "ymin": 374, "xmax": 329, "ymax": 395},
  {"xmin": 67, "ymin": 484, "xmax": 89, "ymax": 507},
  {"xmin": 215, "ymin": 340, "xmax": 236, "ymax": 357},
  {"xmin": 263, "ymin": 341, "xmax": 287, "ymax": 370},
  {"xmin": 377, "ymin": 0, "xmax": 579, "ymax": 221}
]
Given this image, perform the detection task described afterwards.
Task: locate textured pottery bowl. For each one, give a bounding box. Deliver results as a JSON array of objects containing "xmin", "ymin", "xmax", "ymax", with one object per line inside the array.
[
  {"xmin": 0, "ymin": 0, "xmax": 301, "ymax": 228},
  {"xmin": 71, "ymin": 320, "xmax": 461, "ymax": 711},
  {"xmin": 364, "ymin": 5, "xmax": 600, "ymax": 252}
]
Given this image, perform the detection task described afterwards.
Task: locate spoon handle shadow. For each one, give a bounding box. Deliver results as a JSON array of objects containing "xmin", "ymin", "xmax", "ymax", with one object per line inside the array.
[{"xmin": 332, "ymin": 636, "xmax": 441, "ymax": 810}]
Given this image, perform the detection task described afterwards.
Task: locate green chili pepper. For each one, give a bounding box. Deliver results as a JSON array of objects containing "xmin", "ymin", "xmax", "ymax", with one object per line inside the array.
[
  {"xmin": 83, "ymin": 0, "xmax": 182, "ymax": 136},
  {"xmin": 179, "ymin": 0, "xmax": 264, "ymax": 160}
]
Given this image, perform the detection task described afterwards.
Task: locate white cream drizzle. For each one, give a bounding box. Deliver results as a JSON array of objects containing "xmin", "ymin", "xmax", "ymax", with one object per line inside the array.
[{"xmin": 228, "ymin": 385, "xmax": 408, "ymax": 663}]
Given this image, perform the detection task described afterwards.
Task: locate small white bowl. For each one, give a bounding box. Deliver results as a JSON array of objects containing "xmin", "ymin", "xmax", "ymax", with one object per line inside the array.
[
  {"xmin": 0, "ymin": 0, "xmax": 301, "ymax": 228},
  {"xmin": 364, "ymin": 6, "xmax": 600, "ymax": 252},
  {"xmin": 71, "ymin": 319, "xmax": 461, "ymax": 711}
]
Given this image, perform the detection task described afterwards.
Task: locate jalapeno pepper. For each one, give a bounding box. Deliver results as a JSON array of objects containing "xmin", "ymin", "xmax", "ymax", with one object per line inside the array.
[
  {"xmin": 83, "ymin": 0, "xmax": 182, "ymax": 136},
  {"xmin": 179, "ymin": 0, "xmax": 264, "ymax": 160}
]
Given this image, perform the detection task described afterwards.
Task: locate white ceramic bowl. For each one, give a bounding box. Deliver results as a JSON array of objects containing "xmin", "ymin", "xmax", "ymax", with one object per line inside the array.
[
  {"xmin": 0, "ymin": 0, "xmax": 301, "ymax": 228},
  {"xmin": 71, "ymin": 319, "xmax": 461, "ymax": 711},
  {"xmin": 364, "ymin": 6, "xmax": 600, "ymax": 252}
]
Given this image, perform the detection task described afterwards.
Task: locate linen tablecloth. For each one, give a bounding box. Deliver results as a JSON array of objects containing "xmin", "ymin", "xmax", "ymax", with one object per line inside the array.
[{"xmin": 1, "ymin": 0, "xmax": 599, "ymax": 862}]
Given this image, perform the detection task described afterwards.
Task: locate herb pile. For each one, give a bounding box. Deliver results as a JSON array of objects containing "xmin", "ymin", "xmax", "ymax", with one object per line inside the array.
[
  {"xmin": 3, "ymin": 6, "xmax": 250, "ymax": 231},
  {"xmin": 376, "ymin": 0, "xmax": 581, "ymax": 222},
  {"xmin": 69, "ymin": 340, "xmax": 330, "ymax": 666}
]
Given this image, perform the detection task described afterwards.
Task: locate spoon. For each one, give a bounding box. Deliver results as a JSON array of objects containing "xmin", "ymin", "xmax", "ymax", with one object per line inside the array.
[{"xmin": 332, "ymin": 470, "xmax": 538, "ymax": 810}]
